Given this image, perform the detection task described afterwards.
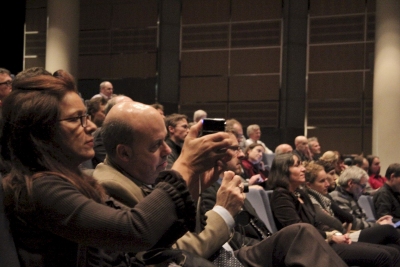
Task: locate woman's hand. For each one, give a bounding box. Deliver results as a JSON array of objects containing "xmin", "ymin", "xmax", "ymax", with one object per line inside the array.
[
  {"xmin": 377, "ymin": 215, "xmax": 394, "ymax": 226},
  {"xmin": 248, "ymin": 174, "xmax": 265, "ymax": 185},
  {"xmin": 332, "ymin": 233, "xmax": 351, "ymax": 244}
]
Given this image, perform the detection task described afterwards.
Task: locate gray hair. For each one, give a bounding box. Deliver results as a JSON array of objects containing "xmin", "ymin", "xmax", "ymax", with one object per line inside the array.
[
  {"xmin": 246, "ymin": 124, "xmax": 260, "ymax": 137},
  {"xmin": 338, "ymin": 166, "xmax": 368, "ymax": 187}
]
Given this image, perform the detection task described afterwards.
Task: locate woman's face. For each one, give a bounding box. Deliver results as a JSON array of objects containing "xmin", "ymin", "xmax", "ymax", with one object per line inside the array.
[
  {"xmin": 58, "ymin": 92, "xmax": 97, "ymax": 166},
  {"xmin": 289, "ymin": 156, "xmax": 306, "ymax": 188},
  {"xmin": 308, "ymin": 170, "xmax": 330, "ymax": 195},
  {"xmin": 370, "ymin": 157, "xmax": 381, "ymax": 175},
  {"xmin": 326, "ymin": 169, "xmax": 337, "ymax": 190},
  {"xmin": 247, "ymin": 145, "xmax": 265, "ymax": 164}
]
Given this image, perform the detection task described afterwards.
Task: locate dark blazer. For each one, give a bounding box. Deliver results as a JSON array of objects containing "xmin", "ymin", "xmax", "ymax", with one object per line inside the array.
[
  {"xmin": 271, "ymin": 187, "xmax": 331, "ymax": 238},
  {"xmin": 374, "ymin": 183, "xmax": 400, "ymax": 222}
]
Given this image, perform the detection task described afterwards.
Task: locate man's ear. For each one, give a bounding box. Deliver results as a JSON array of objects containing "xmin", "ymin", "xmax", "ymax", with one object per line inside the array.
[
  {"xmin": 115, "ymin": 144, "xmax": 133, "ymax": 162},
  {"xmin": 168, "ymin": 125, "xmax": 175, "ymax": 134}
]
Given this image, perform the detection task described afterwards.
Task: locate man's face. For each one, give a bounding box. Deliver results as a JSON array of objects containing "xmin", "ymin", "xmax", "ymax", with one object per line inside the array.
[
  {"xmin": 309, "ymin": 141, "xmax": 321, "ymax": 154},
  {"xmin": 350, "ymin": 176, "xmax": 367, "ymax": 199},
  {"xmin": 249, "ymin": 129, "xmax": 261, "ymax": 141},
  {"xmin": 127, "ymin": 112, "xmax": 172, "ymax": 184},
  {"xmin": 0, "ymin": 73, "xmax": 12, "ymax": 100},
  {"xmin": 101, "ymin": 82, "xmax": 113, "ymax": 97},
  {"xmin": 297, "ymin": 138, "xmax": 308, "ymax": 153},
  {"xmin": 224, "ymin": 134, "xmax": 245, "ymax": 174},
  {"xmin": 390, "ymin": 175, "xmax": 400, "ymax": 192},
  {"xmin": 92, "ymin": 104, "xmax": 106, "ymax": 127},
  {"xmin": 233, "ymin": 123, "xmax": 245, "ymax": 144},
  {"xmin": 170, "ymin": 119, "xmax": 189, "ymax": 143}
]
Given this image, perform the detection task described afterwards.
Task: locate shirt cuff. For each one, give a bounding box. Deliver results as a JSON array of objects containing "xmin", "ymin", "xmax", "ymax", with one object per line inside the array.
[{"xmin": 212, "ymin": 205, "xmax": 235, "ymax": 230}]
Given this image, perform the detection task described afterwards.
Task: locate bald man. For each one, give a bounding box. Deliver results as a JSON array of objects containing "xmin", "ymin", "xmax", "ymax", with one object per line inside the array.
[
  {"xmin": 91, "ymin": 81, "xmax": 115, "ymax": 100},
  {"xmin": 93, "ymin": 101, "xmax": 243, "ymax": 259},
  {"xmin": 275, "ymin": 143, "xmax": 293, "ymax": 155},
  {"xmin": 293, "ymin": 135, "xmax": 312, "ymax": 162}
]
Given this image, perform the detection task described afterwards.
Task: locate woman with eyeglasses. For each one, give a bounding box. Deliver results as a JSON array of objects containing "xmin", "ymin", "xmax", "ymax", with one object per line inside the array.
[
  {"xmin": 269, "ymin": 153, "xmax": 400, "ymax": 267},
  {"xmin": 0, "ymin": 68, "xmax": 235, "ymax": 266},
  {"xmin": 305, "ymin": 161, "xmax": 400, "ymax": 251}
]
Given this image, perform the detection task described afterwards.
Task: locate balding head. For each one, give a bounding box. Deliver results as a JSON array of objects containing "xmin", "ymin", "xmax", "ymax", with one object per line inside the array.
[
  {"xmin": 101, "ymin": 102, "xmax": 171, "ymax": 183},
  {"xmin": 275, "ymin": 144, "xmax": 293, "ymax": 155},
  {"xmin": 104, "ymin": 95, "xmax": 133, "ymax": 115},
  {"xmin": 294, "ymin": 135, "xmax": 308, "ymax": 153}
]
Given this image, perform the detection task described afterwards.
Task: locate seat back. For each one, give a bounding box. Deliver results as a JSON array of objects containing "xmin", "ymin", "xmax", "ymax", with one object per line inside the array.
[
  {"xmin": 260, "ymin": 190, "xmax": 278, "ymax": 233},
  {"xmin": 0, "ymin": 178, "xmax": 20, "ymax": 267},
  {"xmin": 245, "ymin": 188, "xmax": 278, "ymax": 234},
  {"xmin": 358, "ymin": 195, "xmax": 377, "ymax": 222}
]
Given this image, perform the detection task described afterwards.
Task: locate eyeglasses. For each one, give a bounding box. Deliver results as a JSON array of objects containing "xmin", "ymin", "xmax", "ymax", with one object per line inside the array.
[
  {"xmin": 227, "ymin": 146, "xmax": 242, "ymax": 154},
  {"xmin": 58, "ymin": 114, "xmax": 91, "ymax": 127},
  {"xmin": 0, "ymin": 80, "xmax": 12, "ymax": 87},
  {"xmin": 353, "ymin": 181, "xmax": 367, "ymax": 189}
]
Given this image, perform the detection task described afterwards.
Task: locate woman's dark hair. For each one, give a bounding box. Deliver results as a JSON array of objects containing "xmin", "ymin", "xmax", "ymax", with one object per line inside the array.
[
  {"xmin": 244, "ymin": 143, "xmax": 264, "ymax": 158},
  {"xmin": 268, "ymin": 152, "xmax": 297, "ymax": 190},
  {"xmin": 316, "ymin": 159, "xmax": 336, "ymax": 174},
  {"xmin": 1, "ymin": 69, "xmax": 104, "ymax": 204},
  {"xmin": 366, "ymin": 155, "xmax": 379, "ymax": 175}
]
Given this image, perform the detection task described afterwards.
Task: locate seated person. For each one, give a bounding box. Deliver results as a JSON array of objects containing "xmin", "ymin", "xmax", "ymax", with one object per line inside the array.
[
  {"xmin": 244, "ymin": 124, "xmax": 273, "ymax": 153},
  {"xmin": 241, "ymin": 143, "xmax": 269, "ymax": 187},
  {"xmin": 305, "ymin": 161, "xmax": 400, "ymax": 248},
  {"xmin": 368, "ymin": 155, "xmax": 387, "ymax": 189},
  {"xmin": 86, "ymin": 97, "xmax": 107, "ymax": 127},
  {"xmin": 316, "ymin": 159, "xmax": 338, "ymax": 193},
  {"xmin": 374, "ymin": 163, "xmax": 400, "ymax": 223},
  {"xmin": 164, "ymin": 113, "xmax": 189, "ymax": 169},
  {"xmin": 330, "ymin": 166, "xmax": 395, "ymax": 230},
  {"xmin": 0, "ymin": 69, "xmax": 233, "ymax": 266},
  {"xmin": 269, "ymin": 153, "xmax": 400, "ymax": 267}
]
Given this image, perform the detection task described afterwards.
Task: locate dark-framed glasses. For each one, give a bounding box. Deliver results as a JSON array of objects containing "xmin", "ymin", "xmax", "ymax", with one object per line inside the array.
[
  {"xmin": 58, "ymin": 114, "xmax": 91, "ymax": 127},
  {"xmin": 353, "ymin": 180, "xmax": 367, "ymax": 189},
  {"xmin": 0, "ymin": 80, "xmax": 12, "ymax": 87},
  {"xmin": 227, "ymin": 145, "xmax": 242, "ymax": 154}
]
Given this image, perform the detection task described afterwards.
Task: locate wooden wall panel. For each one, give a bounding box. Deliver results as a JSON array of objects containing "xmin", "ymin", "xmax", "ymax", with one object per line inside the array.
[
  {"xmin": 309, "ymin": 44, "xmax": 365, "ymax": 71},
  {"xmin": 182, "ymin": 0, "xmax": 230, "ymax": 24},
  {"xmin": 309, "ymin": 0, "xmax": 366, "ymax": 16},
  {"xmin": 307, "ymin": 72, "xmax": 363, "ymax": 100},
  {"xmin": 110, "ymin": 53, "xmax": 156, "ymax": 78},
  {"xmin": 231, "ymin": 0, "xmax": 281, "ymax": 21},
  {"xmin": 180, "ymin": 77, "xmax": 228, "ymax": 103},
  {"xmin": 229, "ymin": 75, "xmax": 280, "ymax": 101},
  {"xmin": 181, "ymin": 51, "xmax": 229, "ymax": 76},
  {"xmin": 230, "ymin": 48, "xmax": 280, "ymax": 74},
  {"xmin": 307, "ymin": 127, "xmax": 363, "ymax": 155}
]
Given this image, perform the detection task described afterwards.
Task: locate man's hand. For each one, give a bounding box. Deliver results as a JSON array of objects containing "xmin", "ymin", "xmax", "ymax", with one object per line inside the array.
[
  {"xmin": 171, "ymin": 120, "xmax": 234, "ymax": 198},
  {"xmin": 215, "ymin": 171, "xmax": 245, "ymax": 217}
]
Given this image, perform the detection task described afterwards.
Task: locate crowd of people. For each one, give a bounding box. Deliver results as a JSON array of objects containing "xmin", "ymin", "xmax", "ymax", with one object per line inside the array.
[{"xmin": 1, "ymin": 66, "xmax": 400, "ymax": 267}]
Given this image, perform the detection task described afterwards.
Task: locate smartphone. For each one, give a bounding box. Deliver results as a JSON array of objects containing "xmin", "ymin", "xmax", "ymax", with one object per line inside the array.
[
  {"xmin": 201, "ymin": 118, "xmax": 226, "ymax": 136},
  {"xmin": 394, "ymin": 220, "xmax": 400, "ymax": 228}
]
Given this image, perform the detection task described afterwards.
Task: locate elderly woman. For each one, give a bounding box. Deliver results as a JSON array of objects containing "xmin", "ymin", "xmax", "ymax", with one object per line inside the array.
[
  {"xmin": 0, "ymin": 69, "xmax": 237, "ymax": 266},
  {"xmin": 269, "ymin": 153, "xmax": 400, "ymax": 267},
  {"xmin": 305, "ymin": 161, "xmax": 400, "ymax": 249}
]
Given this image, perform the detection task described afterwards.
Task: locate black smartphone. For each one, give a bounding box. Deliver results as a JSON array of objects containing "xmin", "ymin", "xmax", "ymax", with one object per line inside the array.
[{"xmin": 201, "ymin": 118, "xmax": 226, "ymax": 136}]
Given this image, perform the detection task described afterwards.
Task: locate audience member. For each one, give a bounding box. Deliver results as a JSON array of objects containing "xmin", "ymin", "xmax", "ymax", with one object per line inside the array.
[
  {"xmin": 353, "ymin": 155, "xmax": 376, "ymax": 195},
  {"xmin": 374, "ymin": 163, "xmax": 400, "ymax": 223},
  {"xmin": 91, "ymin": 95, "xmax": 133, "ymax": 167},
  {"xmin": 91, "ymin": 81, "xmax": 115, "ymax": 100},
  {"xmin": 316, "ymin": 159, "xmax": 338, "ymax": 192},
  {"xmin": 193, "ymin": 109, "xmax": 207, "ymax": 123},
  {"xmin": 274, "ymin": 143, "xmax": 293, "ymax": 155},
  {"xmin": 293, "ymin": 135, "xmax": 312, "ymax": 162},
  {"xmin": 367, "ymin": 155, "xmax": 387, "ymax": 189},
  {"xmin": 305, "ymin": 161, "xmax": 400, "ymax": 249},
  {"xmin": 330, "ymin": 166, "xmax": 394, "ymax": 230},
  {"xmin": 226, "ymin": 118, "xmax": 246, "ymax": 151},
  {"xmin": 165, "ymin": 113, "xmax": 189, "ymax": 169},
  {"xmin": 241, "ymin": 143, "xmax": 269, "ymax": 187},
  {"xmin": 308, "ymin": 136, "xmax": 321, "ymax": 160},
  {"xmin": 1, "ymin": 69, "xmax": 233, "ymax": 266},
  {"xmin": 0, "ymin": 68, "xmax": 13, "ymax": 107},
  {"xmin": 93, "ymin": 101, "xmax": 243, "ymax": 260},
  {"xmin": 150, "ymin": 103, "xmax": 165, "ymax": 118},
  {"xmin": 269, "ymin": 153, "xmax": 400, "ymax": 267},
  {"xmin": 86, "ymin": 97, "xmax": 107, "ymax": 127},
  {"xmin": 245, "ymin": 124, "xmax": 273, "ymax": 153},
  {"xmin": 200, "ymin": 129, "xmax": 348, "ymax": 267}
]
